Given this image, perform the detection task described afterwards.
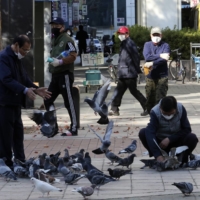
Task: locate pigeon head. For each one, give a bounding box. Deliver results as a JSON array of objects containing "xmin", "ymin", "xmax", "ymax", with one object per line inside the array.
[
  {"xmin": 107, "ymin": 168, "xmax": 112, "ymax": 172},
  {"xmin": 80, "ymin": 149, "xmax": 85, "ymax": 153},
  {"xmin": 85, "ymin": 152, "xmax": 90, "ymax": 156},
  {"xmin": 132, "ymin": 140, "xmax": 137, "ymax": 144},
  {"xmin": 30, "ymin": 177, "xmax": 37, "ymax": 183}
]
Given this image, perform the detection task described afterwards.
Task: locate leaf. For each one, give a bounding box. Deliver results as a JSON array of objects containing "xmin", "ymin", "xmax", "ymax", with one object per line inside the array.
[
  {"xmin": 44, "ymin": 145, "xmax": 49, "ymax": 148},
  {"xmin": 34, "ymin": 151, "xmax": 38, "ymax": 153},
  {"xmin": 114, "ymin": 131, "xmax": 119, "ymax": 133},
  {"xmin": 33, "ymin": 135, "xmax": 37, "ymax": 137}
]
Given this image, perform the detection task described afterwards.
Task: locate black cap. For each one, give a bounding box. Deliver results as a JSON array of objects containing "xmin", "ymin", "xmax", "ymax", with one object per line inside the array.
[{"xmin": 49, "ymin": 17, "xmax": 64, "ymax": 25}]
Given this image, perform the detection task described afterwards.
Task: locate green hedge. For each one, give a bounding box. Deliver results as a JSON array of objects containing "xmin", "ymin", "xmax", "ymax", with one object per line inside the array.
[{"xmin": 114, "ymin": 25, "xmax": 200, "ymax": 59}]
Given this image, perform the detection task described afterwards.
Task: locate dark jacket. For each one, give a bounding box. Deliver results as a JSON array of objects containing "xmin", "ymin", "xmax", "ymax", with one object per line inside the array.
[
  {"xmin": 118, "ymin": 37, "xmax": 141, "ymax": 79},
  {"xmin": 0, "ymin": 46, "xmax": 37, "ymax": 107},
  {"xmin": 143, "ymin": 41, "xmax": 170, "ymax": 79},
  {"xmin": 145, "ymin": 103, "xmax": 191, "ymax": 158},
  {"xmin": 76, "ymin": 30, "xmax": 88, "ymax": 46}
]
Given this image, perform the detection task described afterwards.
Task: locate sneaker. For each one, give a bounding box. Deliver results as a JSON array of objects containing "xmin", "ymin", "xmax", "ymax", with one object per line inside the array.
[
  {"xmin": 61, "ymin": 130, "xmax": 78, "ymax": 136},
  {"xmin": 108, "ymin": 110, "xmax": 120, "ymax": 116},
  {"xmin": 140, "ymin": 110, "xmax": 149, "ymax": 116}
]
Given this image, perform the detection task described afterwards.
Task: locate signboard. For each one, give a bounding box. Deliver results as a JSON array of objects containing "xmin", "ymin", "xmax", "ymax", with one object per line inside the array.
[
  {"xmin": 82, "ymin": 5, "xmax": 87, "ymax": 15},
  {"xmin": 51, "ymin": 1, "xmax": 60, "ymax": 20},
  {"xmin": 79, "ymin": 19, "xmax": 88, "ymax": 25},
  {"xmin": 73, "ymin": 3, "xmax": 79, "ymax": 24},
  {"xmin": 117, "ymin": 18, "xmax": 125, "ymax": 24},
  {"xmin": 61, "ymin": 3, "xmax": 68, "ymax": 22},
  {"xmin": 81, "ymin": 53, "xmax": 104, "ymax": 66},
  {"xmin": 68, "ymin": 6, "xmax": 73, "ymax": 26}
]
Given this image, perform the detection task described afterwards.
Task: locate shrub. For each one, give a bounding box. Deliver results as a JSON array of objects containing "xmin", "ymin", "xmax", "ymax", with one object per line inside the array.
[{"xmin": 113, "ymin": 25, "xmax": 200, "ymax": 59}]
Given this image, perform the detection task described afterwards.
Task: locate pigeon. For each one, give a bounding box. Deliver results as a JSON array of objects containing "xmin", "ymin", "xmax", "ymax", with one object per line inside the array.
[
  {"xmin": 35, "ymin": 170, "xmax": 60, "ymax": 183},
  {"xmin": 49, "ymin": 151, "xmax": 61, "ymax": 167},
  {"xmin": 140, "ymin": 159, "xmax": 157, "ymax": 169},
  {"xmin": 64, "ymin": 149, "xmax": 70, "ymax": 159},
  {"xmin": 88, "ymin": 168, "xmax": 113, "ymax": 179},
  {"xmin": 88, "ymin": 120, "xmax": 114, "ymax": 154},
  {"xmin": 44, "ymin": 156, "xmax": 57, "ymax": 174},
  {"xmin": 84, "ymin": 79, "xmax": 111, "ymax": 124},
  {"xmin": 185, "ymin": 159, "xmax": 200, "ymax": 169},
  {"xmin": 71, "ymin": 163, "xmax": 83, "ymax": 173},
  {"xmin": 71, "ymin": 149, "xmax": 85, "ymax": 160},
  {"xmin": 29, "ymin": 163, "xmax": 40, "ymax": 178},
  {"xmin": 0, "ymin": 159, "xmax": 17, "ymax": 181},
  {"xmin": 84, "ymin": 152, "xmax": 91, "ymax": 164},
  {"xmin": 13, "ymin": 162, "xmax": 28, "ymax": 177},
  {"xmin": 119, "ymin": 140, "xmax": 137, "ymax": 154},
  {"xmin": 29, "ymin": 106, "xmax": 59, "ymax": 138},
  {"xmin": 107, "ymin": 168, "xmax": 132, "ymax": 180},
  {"xmin": 172, "ymin": 182, "xmax": 193, "ymax": 196},
  {"xmin": 85, "ymin": 174, "xmax": 115, "ymax": 189},
  {"xmin": 105, "ymin": 149, "xmax": 121, "ymax": 165},
  {"xmin": 31, "ymin": 177, "xmax": 62, "ymax": 196},
  {"xmin": 57, "ymin": 158, "xmax": 71, "ymax": 178},
  {"xmin": 115, "ymin": 154, "xmax": 136, "ymax": 168},
  {"xmin": 65, "ymin": 173, "xmax": 85, "ymax": 185},
  {"xmin": 72, "ymin": 184, "xmax": 96, "ymax": 199},
  {"xmin": 190, "ymin": 153, "xmax": 200, "ymax": 161}
]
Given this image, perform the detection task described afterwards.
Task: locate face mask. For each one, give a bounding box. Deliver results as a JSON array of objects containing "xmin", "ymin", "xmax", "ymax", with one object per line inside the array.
[
  {"xmin": 67, "ymin": 31, "xmax": 71, "ymax": 36},
  {"xmin": 151, "ymin": 36, "xmax": 161, "ymax": 43},
  {"xmin": 162, "ymin": 114, "xmax": 174, "ymax": 120},
  {"xmin": 118, "ymin": 35, "xmax": 126, "ymax": 41},
  {"xmin": 51, "ymin": 27, "xmax": 61, "ymax": 37},
  {"xmin": 15, "ymin": 47, "xmax": 25, "ymax": 59}
]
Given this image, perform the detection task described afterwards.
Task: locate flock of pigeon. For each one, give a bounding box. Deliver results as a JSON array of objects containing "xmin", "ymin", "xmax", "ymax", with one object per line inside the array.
[{"xmin": 9, "ymin": 79, "xmax": 198, "ymax": 198}]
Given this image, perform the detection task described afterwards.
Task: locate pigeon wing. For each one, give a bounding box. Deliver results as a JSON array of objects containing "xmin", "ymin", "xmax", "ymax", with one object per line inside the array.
[
  {"xmin": 87, "ymin": 125, "xmax": 103, "ymax": 142},
  {"xmin": 153, "ymin": 139, "xmax": 168, "ymax": 157},
  {"xmin": 104, "ymin": 120, "xmax": 114, "ymax": 140},
  {"xmin": 29, "ymin": 110, "xmax": 44, "ymax": 125},
  {"xmin": 95, "ymin": 80, "xmax": 111, "ymax": 106}
]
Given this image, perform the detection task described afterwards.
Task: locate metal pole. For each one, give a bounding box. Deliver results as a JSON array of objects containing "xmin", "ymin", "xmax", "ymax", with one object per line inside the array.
[{"xmin": 0, "ymin": 0, "xmax": 2, "ymax": 50}]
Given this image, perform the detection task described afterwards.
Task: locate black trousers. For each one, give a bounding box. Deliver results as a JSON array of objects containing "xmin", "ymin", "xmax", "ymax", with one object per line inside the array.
[
  {"xmin": 44, "ymin": 73, "xmax": 77, "ymax": 132},
  {"xmin": 78, "ymin": 44, "xmax": 87, "ymax": 57},
  {"xmin": 111, "ymin": 78, "xmax": 146, "ymax": 111},
  {"xmin": 139, "ymin": 128, "xmax": 198, "ymax": 163},
  {"xmin": 0, "ymin": 105, "xmax": 25, "ymax": 167}
]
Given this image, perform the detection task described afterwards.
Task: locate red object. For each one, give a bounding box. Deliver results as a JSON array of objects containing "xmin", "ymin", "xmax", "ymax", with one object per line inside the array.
[{"xmin": 117, "ymin": 26, "xmax": 129, "ymax": 34}]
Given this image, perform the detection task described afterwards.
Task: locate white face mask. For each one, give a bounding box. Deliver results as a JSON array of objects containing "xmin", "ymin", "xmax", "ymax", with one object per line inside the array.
[
  {"xmin": 162, "ymin": 114, "xmax": 174, "ymax": 120},
  {"xmin": 151, "ymin": 36, "xmax": 161, "ymax": 43},
  {"xmin": 15, "ymin": 46, "xmax": 25, "ymax": 59},
  {"xmin": 118, "ymin": 35, "xmax": 126, "ymax": 41},
  {"xmin": 67, "ymin": 31, "xmax": 71, "ymax": 36}
]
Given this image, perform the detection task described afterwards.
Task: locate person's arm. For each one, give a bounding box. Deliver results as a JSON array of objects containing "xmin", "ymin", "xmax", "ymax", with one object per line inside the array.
[
  {"xmin": 0, "ymin": 56, "xmax": 26, "ymax": 93},
  {"xmin": 168, "ymin": 105, "xmax": 191, "ymax": 143},
  {"xmin": 145, "ymin": 111, "xmax": 162, "ymax": 158},
  {"xmin": 143, "ymin": 42, "xmax": 170, "ymax": 69}
]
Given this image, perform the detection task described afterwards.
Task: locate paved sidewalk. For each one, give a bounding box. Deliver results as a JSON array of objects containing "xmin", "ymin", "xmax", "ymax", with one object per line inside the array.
[{"xmin": 2, "ymin": 80, "xmax": 200, "ymax": 200}]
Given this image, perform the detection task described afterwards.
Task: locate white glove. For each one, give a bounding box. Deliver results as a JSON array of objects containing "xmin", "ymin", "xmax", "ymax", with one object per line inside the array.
[
  {"xmin": 144, "ymin": 62, "xmax": 153, "ymax": 68},
  {"xmin": 160, "ymin": 53, "xmax": 170, "ymax": 60},
  {"xmin": 50, "ymin": 58, "xmax": 60, "ymax": 67}
]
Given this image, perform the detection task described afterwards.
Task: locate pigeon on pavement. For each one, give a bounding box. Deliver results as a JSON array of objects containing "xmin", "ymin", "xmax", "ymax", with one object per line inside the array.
[
  {"xmin": 107, "ymin": 168, "xmax": 132, "ymax": 180},
  {"xmin": 29, "ymin": 108, "xmax": 58, "ymax": 138},
  {"xmin": 57, "ymin": 158, "xmax": 71, "ymax": 178},
  {"xmin": 88, "ymin": 120, "xmax": 114, "ymax": 154},
  {"xmin": 119, "ymin": 140, "xmax": 137, "ymax": 154},
  {"xmin": 115, "ymin": 154, "xmax": 136, "ymax": 168},
  {"xmin": 105, "ymin": 149, "xmax": 121, "ymax": 165},
  {"xmin": 84, "ymin": 152, "xmax": 91, "ymax": 164},
  {"xmin": 35, "ymin": 170, "xmax": 60, "ymax": 183},
  {"xmin": 44, "ymin": 156, "xmax": 57, "ymax": 174},
  {"xmin": 84, "ymin": 79, "xmax": 111, "ymax": 124},
  {"xmin": 140, "ymin": 159, "xmax": 157, "ymax": 169},
  {"xmin": 71, "ymin": 163, "xmax": 83, "ymax": 173},
  {"xmin": 13, "ymin": 162, "xmax": 28, "ymax": 177},
  {"xmin": 31, "ymin": 177, "xmax": 62, "ymax": 196},
  {"xmin": 185, "ymin": 159, "xmax": 200, "ymax": 169},
  {"xmin": 65, "ymin": 173, "xmax": 85, "ymax": 185},
  {"xmin": 49, "ymin": 151, "xmax": 61, "ymax": 167},
  {"xmin": 0, "ymin": 159, "xmax": 17, "ymax": 181},
  {"xmin": 172, "ymin": 182, "xmax": 193, "ymax": 196},
  {"xmin": 72, "ymin": 184, "xmax": 96, "ymax": 200},
  {"xmin": 85, "ymin": 174, "xmax": 115, "ymax": 189}
]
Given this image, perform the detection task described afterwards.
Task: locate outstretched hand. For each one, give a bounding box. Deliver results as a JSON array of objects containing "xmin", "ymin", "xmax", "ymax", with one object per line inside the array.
[{"xmin": 35, "ymin": 87, "xmax": 52, "ymax": 100}]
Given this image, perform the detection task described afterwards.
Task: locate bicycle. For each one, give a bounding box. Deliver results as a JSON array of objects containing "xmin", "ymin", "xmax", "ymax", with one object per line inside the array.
[{"xmin": 168, "ymin": 48, "xmax": 186, "ymax": 84}]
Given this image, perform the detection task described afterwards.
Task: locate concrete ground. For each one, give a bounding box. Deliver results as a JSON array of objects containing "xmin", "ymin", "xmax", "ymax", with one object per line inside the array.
[{"xmin": 2, "ymin": 64, "xmax": 200, "ymax": 200}]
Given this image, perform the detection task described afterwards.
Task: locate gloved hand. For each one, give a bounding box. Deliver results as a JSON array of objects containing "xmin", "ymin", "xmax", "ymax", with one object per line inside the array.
[
  {"xmin": 50, "ymin": 58, "xmax": 60, "ymax": 67},
  {"xmin": 144, "ymin": 61, "xmax": 153, "ymax": 68},
  {"xmin": 160, "ymin": 53, "xmax": 170, "ymax": 60}
]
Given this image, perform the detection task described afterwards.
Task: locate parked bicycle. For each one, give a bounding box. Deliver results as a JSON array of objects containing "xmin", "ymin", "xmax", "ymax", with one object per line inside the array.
[{"xmin": 168, "ymin": 48, "xmax": 186, "ymax": 84}]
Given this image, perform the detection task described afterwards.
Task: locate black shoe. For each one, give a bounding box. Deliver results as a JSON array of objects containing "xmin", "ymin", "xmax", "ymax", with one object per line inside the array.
[{"xmin": 141, "ymin": 110, "xmax": 149, "ymax": 116}]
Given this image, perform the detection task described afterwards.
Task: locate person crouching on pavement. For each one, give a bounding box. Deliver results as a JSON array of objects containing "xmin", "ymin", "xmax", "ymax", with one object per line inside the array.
[
  {"xmin": 139, "ymin": 96, "xmax": 198, "ymax": 164},
  {"xmin": 108, "ymin": 26, "xmax": 147, "ymax": 116}
]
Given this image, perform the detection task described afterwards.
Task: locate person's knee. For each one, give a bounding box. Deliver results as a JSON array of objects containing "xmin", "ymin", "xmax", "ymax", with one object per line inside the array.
[
  {"xmin": 138, "ymin": 128, "xmax": 146, "ymax": 140},
  {"xmin": 189, "ymin": 133, "xmax": 199, "ymax": 145}
]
